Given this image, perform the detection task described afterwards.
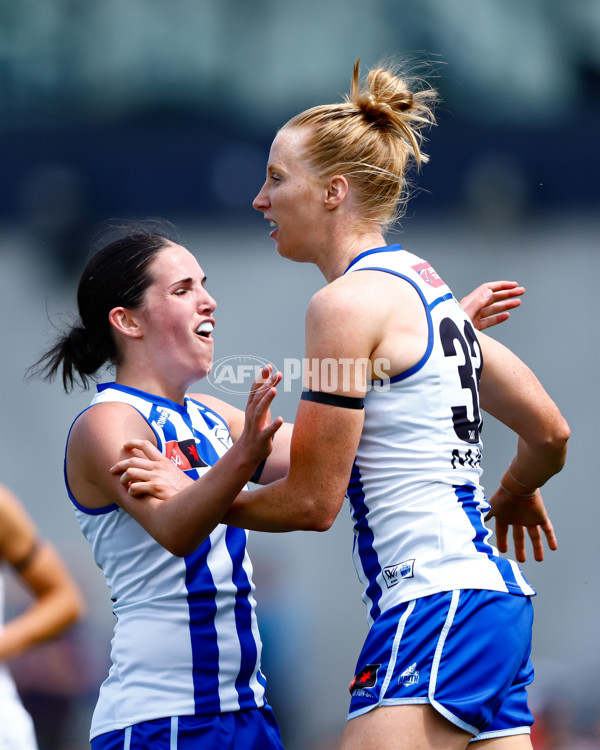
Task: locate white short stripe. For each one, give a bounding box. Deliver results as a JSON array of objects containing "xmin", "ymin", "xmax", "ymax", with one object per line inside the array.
[
  {"xmin": 379, "ymin": 599, "xmax": 415, "ymax": 702},
  {"xmin": 428, "ymin": 590, "xmax": 479, "ymax": 737},
  {"xmin": 170, "ymin": 716, "xmax": 178, "ymax": 749}
]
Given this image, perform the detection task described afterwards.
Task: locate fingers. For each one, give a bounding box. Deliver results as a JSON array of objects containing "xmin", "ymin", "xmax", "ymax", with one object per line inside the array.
[
  {"xmin": 526, "ymin": 525, "xmax": 545, "ymax": 563},
  {"xmin": 476, "ymin": 312, "xmax": 511, "ymax": 331},
  {"xmin": 110, "ymin": 455, "xmax": 152, "ymax": 476},
  {"xmin": 246, "ymin": 365, "xmax": 283, "ymax": 429},
  {"xmin": 111, "ymin": 461, "xmax": 154, "ymax": 488},
  {"xmin": 263, "ymin": 415, "xmax": 284, "ymax": 440},
  {"xmin": 512, "ymin": 524, "xmax": 527, "ymax": 563},
  {"xmin": 542, "ymin": 518, "xmax": 558, "ymax": 552},
  {"xmin": 125, "ymin": 480, "xmax": 153, "ymax": 498},
  {"xmin": 484, "ymin": 281, "xmax": 525, "ymax": 295},
  {"xmin": 494, "ymin": 519, "xmax": 509, "ymax": 554},
  {"xmin": 249, "ymin": 365, "xmax": 282, "ymax": 397}
]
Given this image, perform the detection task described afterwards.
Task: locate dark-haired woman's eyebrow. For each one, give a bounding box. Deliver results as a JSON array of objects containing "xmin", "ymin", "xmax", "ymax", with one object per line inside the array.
[
  {"xmin": 169, "ymin": 275, "xmax": 208, "ymax": 290},
  {"xmin": 170, "ymin": 277, "xmax": 193, "ymax": 289}
]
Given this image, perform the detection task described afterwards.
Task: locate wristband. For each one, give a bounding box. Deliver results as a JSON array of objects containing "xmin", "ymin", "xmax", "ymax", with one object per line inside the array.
[
  {"xmin": 499, "ymin": 482, "xmax": 537, "ymax": 499},
  {"xmin": 507, "ymin": 468, "xmax": 536, "ymax": 491}
]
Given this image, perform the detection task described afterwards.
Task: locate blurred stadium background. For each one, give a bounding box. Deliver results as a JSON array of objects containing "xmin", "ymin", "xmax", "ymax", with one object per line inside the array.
[{"xmin": 0, "ymin": 1, "xmax": 598, "ymax": 748}]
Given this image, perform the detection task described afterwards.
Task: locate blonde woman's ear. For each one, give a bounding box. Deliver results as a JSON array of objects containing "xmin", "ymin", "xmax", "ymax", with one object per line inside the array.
[{"xmin": 324, "ymin": 175, "xmax": 349, "ymax": 209}]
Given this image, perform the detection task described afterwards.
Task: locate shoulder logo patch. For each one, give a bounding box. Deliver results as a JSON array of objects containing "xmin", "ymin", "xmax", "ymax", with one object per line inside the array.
[{"xmin": 411, "ymin": 261, "xmax": 445, "ymax": 288}]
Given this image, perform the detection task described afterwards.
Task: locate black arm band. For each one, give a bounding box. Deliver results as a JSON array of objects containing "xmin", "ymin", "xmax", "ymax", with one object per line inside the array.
[
  {"xmin": 301, "ymin": 389, "xmax": 365, "ymax": 410},
  {"xmin": 250, "ymin": 458, "xmax": 267, "ymax": 484},
  {"xmin": 12, "ymin": 538, "xmax": 43, "ymax": 573}
]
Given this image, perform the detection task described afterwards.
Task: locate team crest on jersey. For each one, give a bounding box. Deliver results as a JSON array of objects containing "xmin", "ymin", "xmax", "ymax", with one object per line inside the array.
[
  {"xmin": 412, "ymin": 261, "xmax": 445, "ymax": 288},
  {"xmin": 349, "ymin": 664, "xmax": 380, "ymax": 693},
  {"xmin": 166, "ymin": 439, "xmax": 208, "ymax": 470},
  {"xmin": 382, "ymin": 559, "xmax": 415, "ymax": 588}
]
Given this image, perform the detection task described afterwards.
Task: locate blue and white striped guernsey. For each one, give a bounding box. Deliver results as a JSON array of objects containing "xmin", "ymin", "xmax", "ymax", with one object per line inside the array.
[
  {"xmin": 65, "ymin": 383, "xmax": 266, "ymax": 740},
  {"xmin": 344, "ymin": 246, "xmax": 535, "ymax": 628}
]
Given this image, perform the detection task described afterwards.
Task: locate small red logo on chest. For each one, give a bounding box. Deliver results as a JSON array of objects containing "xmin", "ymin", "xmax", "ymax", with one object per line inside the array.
[{"xmin": 165, "ymin": 439, "xmax": 206, "ymax": 470}]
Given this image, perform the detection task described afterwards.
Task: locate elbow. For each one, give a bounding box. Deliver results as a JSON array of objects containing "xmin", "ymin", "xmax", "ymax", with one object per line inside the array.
[
  {"xmin": 166, "ymin": 540, "xmax": 197, "ymax": 558},
  {"xmin": 160, "ymin": 532, "xmax": 200, "ymax": 558},
  {"xmin": 549, "ymin": 415, "xmax": 571, "ymax": 462},
  {"xmin": 155, "ymin": 524, "xmax": 214, "ymax": 558},
  {"xmin": 61, "ymin": 580, "xmax": 87, "ymax": 627},
  {"xmin": 303, "ymin": 514, "xmax": 335, "ymax": 533},
  {"xmin": 70, "ymin": 589, "xmax": 86, "ymax": 624},
  {"xmin": 535, "ymin": 415, "xmax": 571, "ymax": 473},
  {"xmin": 553, "ymin": 418, "xmax": 571, "ymax": 470},
  {"xmin": 296, "ymin": 495, "xmax": 341, "ymax": 532},
  {"xmin": 63, "ymin": 593, "xmax": 87, "ymax": 627}
]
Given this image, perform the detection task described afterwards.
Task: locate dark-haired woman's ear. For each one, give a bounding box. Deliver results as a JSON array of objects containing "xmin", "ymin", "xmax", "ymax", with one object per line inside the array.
[
  {"xmin": 108, "ymin": 307, "xmax": 144, "ymax": 339},
  {"xmin": 324, "ymin": 175, "xmax": 349, "ymax": 210}
]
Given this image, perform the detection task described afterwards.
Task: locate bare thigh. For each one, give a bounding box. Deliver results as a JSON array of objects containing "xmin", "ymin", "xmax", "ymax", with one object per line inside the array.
[
  {"xmin": 474, "ymin": 737, "xmax": 532, "ymax": 749},
  {"xmin": 339, "ymin": 705, "xmax": 472, "ymax": 750}
]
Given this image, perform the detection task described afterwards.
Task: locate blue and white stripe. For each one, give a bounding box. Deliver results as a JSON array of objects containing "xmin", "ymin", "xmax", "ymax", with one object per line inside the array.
[
  {"xmin": 66, "ymin": 383, "xmax": 266, "ymax": 740},
  {"xmin": 345, "ymin": 247, "xmax": 535, "ymax": 627}
]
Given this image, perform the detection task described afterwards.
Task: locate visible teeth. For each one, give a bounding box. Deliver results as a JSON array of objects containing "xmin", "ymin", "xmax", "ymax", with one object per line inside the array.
[
  {"xmin": 196, "ymin": 321, "xmax": 214, "ymax": 335},
  {"xmin": 270, "ymin": 221, "xmax": 277, "ymax": 228}
]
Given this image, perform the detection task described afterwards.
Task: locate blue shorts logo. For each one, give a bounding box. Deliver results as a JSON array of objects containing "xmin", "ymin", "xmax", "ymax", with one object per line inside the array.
[{"xmin": 400, "ymin": 662, "xmax": 420, "ymax": 686}]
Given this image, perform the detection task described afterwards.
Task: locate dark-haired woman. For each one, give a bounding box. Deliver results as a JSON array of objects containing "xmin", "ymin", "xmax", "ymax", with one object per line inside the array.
[
  {"xmin": 217, "ymin": 60, "xmax": 569, "ymax": 749},
  {"xmin": 34, "ymin": 233, "xmax": 288, "ymax": 749}
]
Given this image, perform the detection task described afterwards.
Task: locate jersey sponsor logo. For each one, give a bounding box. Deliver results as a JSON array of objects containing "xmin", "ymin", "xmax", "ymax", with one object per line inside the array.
[
  {"xmin": 383, "ymin": 559, "xmax": 415, "ymax": 588},
  {"xmin": 399, "ymin": 662, "xmax": 420, "ymax": 687},
  {"xmin": 412, "ymin": 261, "xmax": 445, "ymax": 288},
  {"xmin": 156, "ymin": 407, "xmax": 171, "ymax": 428},
  {"xmin": 349, "ymin": 664, "xmax": 380, "ymax": 693},
  {"xmin": 166, "ymin": 439, "xmax": 208, "ymax": 470}
]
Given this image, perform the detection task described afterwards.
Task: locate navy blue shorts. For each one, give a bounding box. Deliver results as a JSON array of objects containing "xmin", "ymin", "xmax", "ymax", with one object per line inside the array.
[
  {"xmin": 91, "ymin": 706, "xmax": 284, "ymax": 750},
  {"xmin": 348, "ymin": 589, "xmax": 535, "ymax": 741}
]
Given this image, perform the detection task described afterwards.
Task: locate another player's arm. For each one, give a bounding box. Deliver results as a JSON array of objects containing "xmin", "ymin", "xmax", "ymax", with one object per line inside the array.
[
  {"xmin": 477, "ymin": 332, "xmax": 570, "ymax": 561},
  {"xmin": 0, "ymin": 485, "xmax": 83, "ymax": 662},
  {"xmin": 224, "ymin": 285, "xmax": 368, "ymax": 532},
  {"xmin": 73, "ymin": 370, "xmax": 282, "ymax": 556}
]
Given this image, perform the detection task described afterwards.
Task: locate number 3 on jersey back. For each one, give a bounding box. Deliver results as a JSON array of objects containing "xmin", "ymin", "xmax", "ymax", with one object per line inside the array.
[{"xmin": 440, "ymin": 318, "xmax": 483, "ymax": 444}]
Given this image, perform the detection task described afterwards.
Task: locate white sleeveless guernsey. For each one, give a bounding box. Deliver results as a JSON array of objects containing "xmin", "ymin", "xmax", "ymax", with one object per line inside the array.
[
  {"xmin": 0, "ymin": 568, "xmax": 39, "ymax": 749},
  {"xmin": 344, "ymin": 246, "xmax": 534, "ymax": 628},
  {"xmin": 65, "ymin": 384, "xmax": 266, "ymax": 739}
]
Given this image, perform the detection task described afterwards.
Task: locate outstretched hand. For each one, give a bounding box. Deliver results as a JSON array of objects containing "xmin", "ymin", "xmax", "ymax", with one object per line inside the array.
[
  {"xmin": 485, "ymin": 487, "xmax": 557, "ymax": 563},
  {"xmin": 110, "ymin": 367, "xmax": 283, "ymax": 500},
  {"xmin": 238, "ymin": 365, "xmax": 284, "ymax": 466},
  {"xmin": 460, "ymin": 281, "xmax": 525, "ymax": 331}
]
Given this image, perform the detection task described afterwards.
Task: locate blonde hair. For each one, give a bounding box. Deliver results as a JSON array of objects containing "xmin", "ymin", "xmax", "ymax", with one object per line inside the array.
[{"xmin": 284, "ymin": 59, "xmax": 438, "ymax": 229}]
